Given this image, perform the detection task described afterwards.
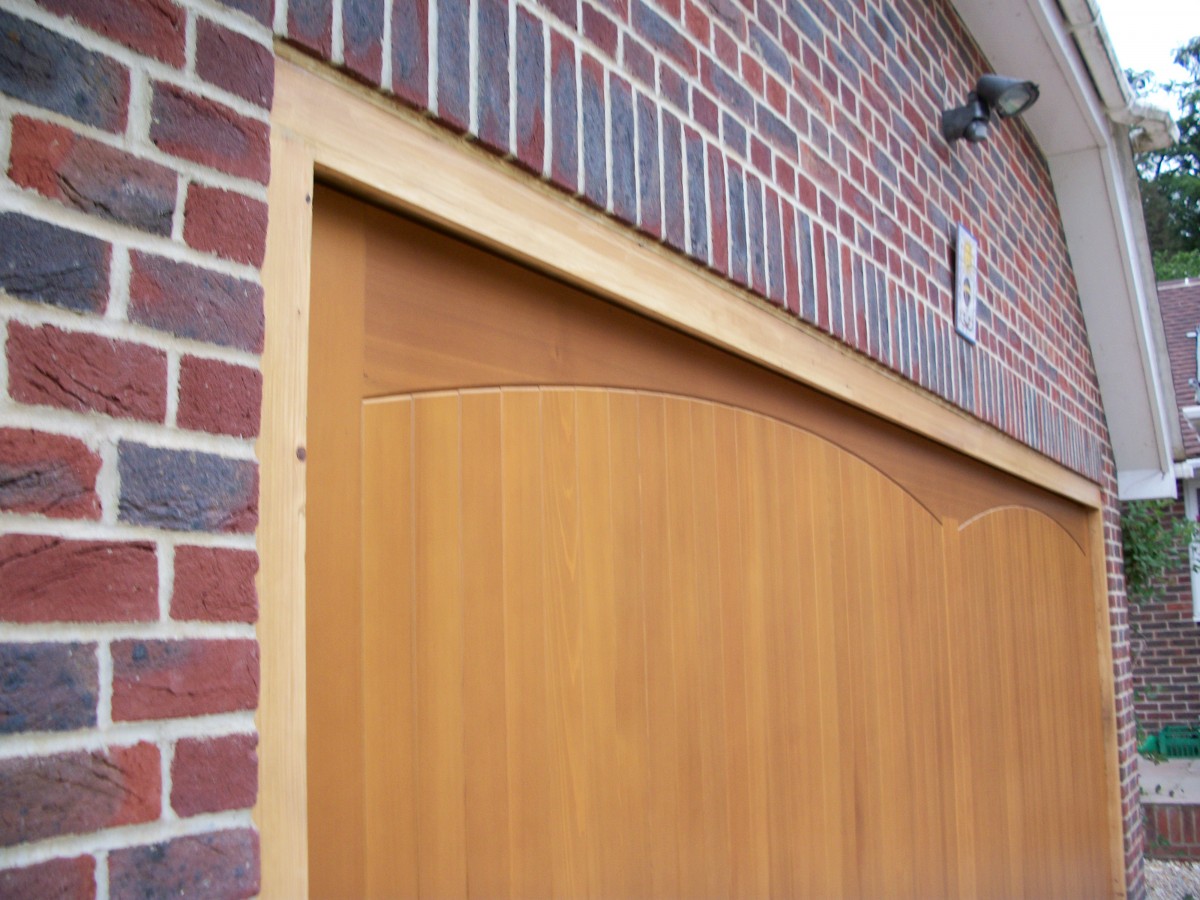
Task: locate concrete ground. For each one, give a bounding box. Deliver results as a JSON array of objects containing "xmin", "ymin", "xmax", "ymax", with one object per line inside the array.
[{"xmin": 1140, "ymin": 755, "xmax": 1200, "ymax": 805}]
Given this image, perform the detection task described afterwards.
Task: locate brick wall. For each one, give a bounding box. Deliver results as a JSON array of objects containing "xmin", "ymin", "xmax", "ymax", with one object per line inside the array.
[
  {"xmin": 1129, "ymin": 492, "xmax": 1200, "ymax": 734},
  {"xmin": 1143, "ymin": 803, "xmax": 1200, "ymax": 862},
  {"xmin": 0, "ymin": 0, "xmax": 268, "ymax": 894},
  {"xmin": 0, "ymin": 0, "xmax": 1142, "ymax": 894}
]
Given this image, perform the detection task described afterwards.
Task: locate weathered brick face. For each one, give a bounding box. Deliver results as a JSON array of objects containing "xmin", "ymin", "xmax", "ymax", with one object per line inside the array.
[{"xmin": 0, "ymin": 0, "xmax": 1139, "ymax": 893}]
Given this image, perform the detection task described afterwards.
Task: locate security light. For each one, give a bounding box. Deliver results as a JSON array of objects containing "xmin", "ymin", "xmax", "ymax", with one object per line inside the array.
[{"xmin": 941, "ymin": 75, "xmax": 1040, "ymax": 144}]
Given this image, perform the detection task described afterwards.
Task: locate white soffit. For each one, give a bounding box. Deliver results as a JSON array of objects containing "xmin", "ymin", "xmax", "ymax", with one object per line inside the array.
[{"xmin": 951, "ymin": 0, "xmax": 1177, "ymax": 500}]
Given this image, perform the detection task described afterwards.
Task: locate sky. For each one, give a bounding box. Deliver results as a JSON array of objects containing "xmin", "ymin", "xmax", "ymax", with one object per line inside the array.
[{"xmin": 1095, "ymin": 0, "xmax": 1200, "ymax": 113}]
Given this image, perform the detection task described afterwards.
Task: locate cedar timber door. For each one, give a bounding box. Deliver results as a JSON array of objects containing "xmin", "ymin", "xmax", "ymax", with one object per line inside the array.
[{"xmin": 306, "ymin": 187, "xmax": 1114, "ymax": 897}]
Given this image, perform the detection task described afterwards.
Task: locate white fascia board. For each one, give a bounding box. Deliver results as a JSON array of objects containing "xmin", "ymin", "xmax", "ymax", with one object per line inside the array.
[
  {"xmin": 1118, "ymin": 468, "xmax": 1178, "ymax": 501},
  {"xmin": 952, "ymin": 0, "xmax": 1176, "ymax": 498}
]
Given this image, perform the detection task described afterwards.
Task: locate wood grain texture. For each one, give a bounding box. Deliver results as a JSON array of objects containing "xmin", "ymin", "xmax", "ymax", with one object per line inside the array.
[{"xmin": 301, "ymin": 186, "xmax": 1119, "ymax": 897}]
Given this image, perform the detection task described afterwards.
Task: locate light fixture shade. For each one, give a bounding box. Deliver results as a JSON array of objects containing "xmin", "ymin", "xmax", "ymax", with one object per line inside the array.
[{"xmin": 976, "ymin": 75, "xmax": 1040, "ymax": 118}]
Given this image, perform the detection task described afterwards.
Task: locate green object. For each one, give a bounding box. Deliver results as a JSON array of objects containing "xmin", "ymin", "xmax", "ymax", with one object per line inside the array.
[
  {"xmin": 1156, "ymin": 725, "xmax": 1200, "ymax": 758},
  {"xmin": 1140, "ymin": 733, "xmax": 1160, "ymax": 755}
]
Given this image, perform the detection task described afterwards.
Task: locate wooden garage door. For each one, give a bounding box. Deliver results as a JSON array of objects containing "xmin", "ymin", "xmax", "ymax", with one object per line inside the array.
[{"xmin": 306, "ymin": 187, "xmax": 1114, "ymax": 898}]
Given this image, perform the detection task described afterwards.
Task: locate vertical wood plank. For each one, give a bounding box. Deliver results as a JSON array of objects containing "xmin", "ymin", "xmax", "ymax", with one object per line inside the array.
[
  {"xmin": 605, "ymin": 391, "xmax": 653, "ymax": 895},
  {"xmin": 501, "ymin": 389, "xmax": 553, "ymax": 898},
  {"xmin": 689, "ymin": 401, "xmax": 732, "ymax": 895},
  {"xmin": 413, "ymin": 393, "xmax": 468, "ymax": 897},
  {"xmin": 576, "ymin": 389, "xmax": 619, "ymax": 896},
  {"xmin": 462, "ymin": 391, "xmax": 511, "ymax": 898},
  {"xmin": 361, "ymin": 399, "xmax": 418, "ymax": 896},
  {"xmin": 542, "ymin": 389, "xmax": 587, "ymax": 898},
  {"xmin": 639, "ymin": 394, "xmax": 683, "ymax": 898}
]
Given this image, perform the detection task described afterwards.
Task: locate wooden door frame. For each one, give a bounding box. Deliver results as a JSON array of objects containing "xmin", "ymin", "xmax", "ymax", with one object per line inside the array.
[{"xmin": 258, "ymin": 49, "xmax": 1126, "ymax": 897}]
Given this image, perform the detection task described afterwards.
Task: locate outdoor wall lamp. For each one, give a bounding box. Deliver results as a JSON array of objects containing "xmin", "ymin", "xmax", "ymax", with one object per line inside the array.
[{"xmin": 941, "ymin": 75, "xmax": 1041, "ymax": 144}]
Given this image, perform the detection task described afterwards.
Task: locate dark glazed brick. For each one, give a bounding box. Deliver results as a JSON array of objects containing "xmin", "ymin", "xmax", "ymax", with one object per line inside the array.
[
  {"xmin": 118, "ymin": 443, "xmax": 258, "ymax": 533},
  {"xmin": 109, "ymin": 830, "xmax": 260, "ymax": 900},
  {"xmin": 0, "ymin": 10, "xmax": 129, "ymax": 131},
  {"xmin": 581, "ymin": 55, "xmax": 607, "ymax": 210},
  {"xmin": 0, "ymin": 535, "xmax": 157, "ymax": 623},
  {"xmin": 343, "ymin": 0, "xmax": 385, "ymax": 83},
  {"xmin": 757, "ymin": 102, "xmax": 798, "ymax": 160},
  {"xmin": 700, "ymin": 57, "xmax": 752, "ymax": 121},
  {"xmin": 632, "ymin": 1, "xmax": 695, "ymax": 74},
  {"xmin": 477, "ymin": 0, "xmax": 510, "ymax": 154},
  {"xmin": 172, "ymin": 546, "xmax": 259, "ymax": 623},
  {"xmin": 171, "ymin": 734, "xmax": 258, "ymax": 816},
  {"xmin": 0, "ymin": 429, "xmax": 100, "ymax": 520},
  {"xmin": 287, "ymin": 0, "xmax": 332, "ymax": 56},
  {"xmin": 197, "ymin": 20, "xmax": 274, "ymax": 108},
  {"xmin": 550, "ymin": 33, "xmax": 578, "ymax": 193},
  {"xmin": 727, "ymin": 160, "xmax": 748, "ymax": 286},
  {"xmin": 781, "ymin": 200, "xmax": 799, "ymax": 313},
  {"xmin": 828, "ymin": 231, "xmax": 843, "ymax": 338},
  {"xmin": 177, "ymin": 356, "xmax": 263, "ymax": 438},
  {"xmin": 150, "ymin": 83, "xmax": 270, "ymax": 183},
  {"xmin": 0, "ymin": 856, "xmax": 95, "ymax": 899},
  {"xmin": 130, "ymin": 252, "xmax": 264, "ymax": 352},
  {"xmin": 183, "ymin": 184, "xmax": 269, "ymax": 267},
  {"xmin": 746, "ymin": 171, "xmax": 766, "ymax": 295},
  {"xmin": 707, "ymin": 144, "xmax": 728, "ymax": 275},
  {"xmin": 799, "ymin": 211, "xmax": 815, "ymax": 321},
  {"xmin": 0, "ymin": 213, "xmax": 110, "ymax": 313},
  {"xmin": 0, "ymin": 743, "xmax": 159, "ymax": 846},
  {"xmin": 39, "ymin": 0, "xmax": 185, "ymax": 65},
  {"xmin": 437, "ymin": 0, "xmax": 470, "ymax": 133},
  {"xmin": 764, "ymin": 188, "xmax": 784, "ymax": 307},
  {"xmin": 661, "ymin": 111, "xmax": 685, "ymax": 253},
  {"xmin": 215, "ymin": 0, "xmax": 274, "ymax": 25},
  {"xmin": 392, "ymin": 0, "xmax": 429, "ymax": 107},
  {"xmin": 636, "ymin": 93, "xmax": 661, "ymax": 239},
  {"xmin": 0, "ymin": 643, "xmax": 97, "ymax": 734},
  {"xmin": 514, "ymin": 9, "xmax": 544, "ymax": 173},
  {"xmin": 749, "ymin": 22, "xmax": 789, "ymax": 79},
  {"xmin": 8, "ymin": 323, "xmax": 168, "ymax": 423},
  {"xmin": 9, "ymin": 117, "xmax": 176, "ymax": 235},
  {"xmin": 685, "ymin": 127, "xmax": 707, "ymax": 262},
  {"xmin": 609, "ymin": 74, "xmax": 636, "ymax": 224},
  {"xmin": 111, "ymin": 639, "xmax": 259, "ymax": 720}
]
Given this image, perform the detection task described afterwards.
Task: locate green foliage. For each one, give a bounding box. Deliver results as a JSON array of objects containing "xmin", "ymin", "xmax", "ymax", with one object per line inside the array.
[
  {"xmin": 1135, "ymin": 37, "xmax": 1200, "ymax": 261},
  {"xmin": 1121, "ymin": 499, "xmax": 1199, "ymax": 604},
  {"xmin": 1154, "ymin": 248, "xmax": 1200, "ymax": 281}
]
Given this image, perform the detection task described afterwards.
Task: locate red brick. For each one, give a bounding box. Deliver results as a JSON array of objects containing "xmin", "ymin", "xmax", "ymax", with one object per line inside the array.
[
  {"xmin": 172, "ymin": 546, "xmax": 258, "ymax": 622},
  {"xmin": 0, "ymin": 535, "xmax": 157, "ymax": 623},
  {"xmin": 0, "ymin": 643, "xmax": 97, "ymax": 734},
  {"xmin": 177, "ymin": 356, "xmax": 263, "ymax": 438},
  {"xmin": 196, "ymin": 19, "xmax": 274, "ymax": 108},
  {"xmin": 0, "ymin": 429, "xmax": 100, "ymax": 519},
  {"xmin": 215, "ymin": 0, "xmax": 274, "ymax": 24},
  {"xmin": 130, "ymin": 252, "xmax": 265, "ymax": 352},
  {"xmin": 171, "ymin": 733, "xmax": 258, "ymax": 816},
  {"xmin": 0, "ymin": 856, "xmax": 95, "ymax": 898},
  {"xmin": 149, "ymin": 83, "xmax": 270, "ymax": 183},
  {"xmin": 38, "ymin": 0, "xmax": 185, "ymax": 64},
  {"xmin": 0, "ymin": 743, "xmax": 159, "ymax": 846},
  {"xmin": 111, "ymin": 639, "xmax": 259, "ymax": 721},
  {"xmin": 183, "ymin": 184, "xmax": 268, "ymax": 267},
  {"xmin": 9, "ymin": 117, "xmax": 176, "ymax": 235},
  {"xmin": 8, "ymin": 322, "xmax": 167, "ymax": 423},
  {"xmin": 109, "ymin": 829, "xmax": 259, "ymax": 900}
]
